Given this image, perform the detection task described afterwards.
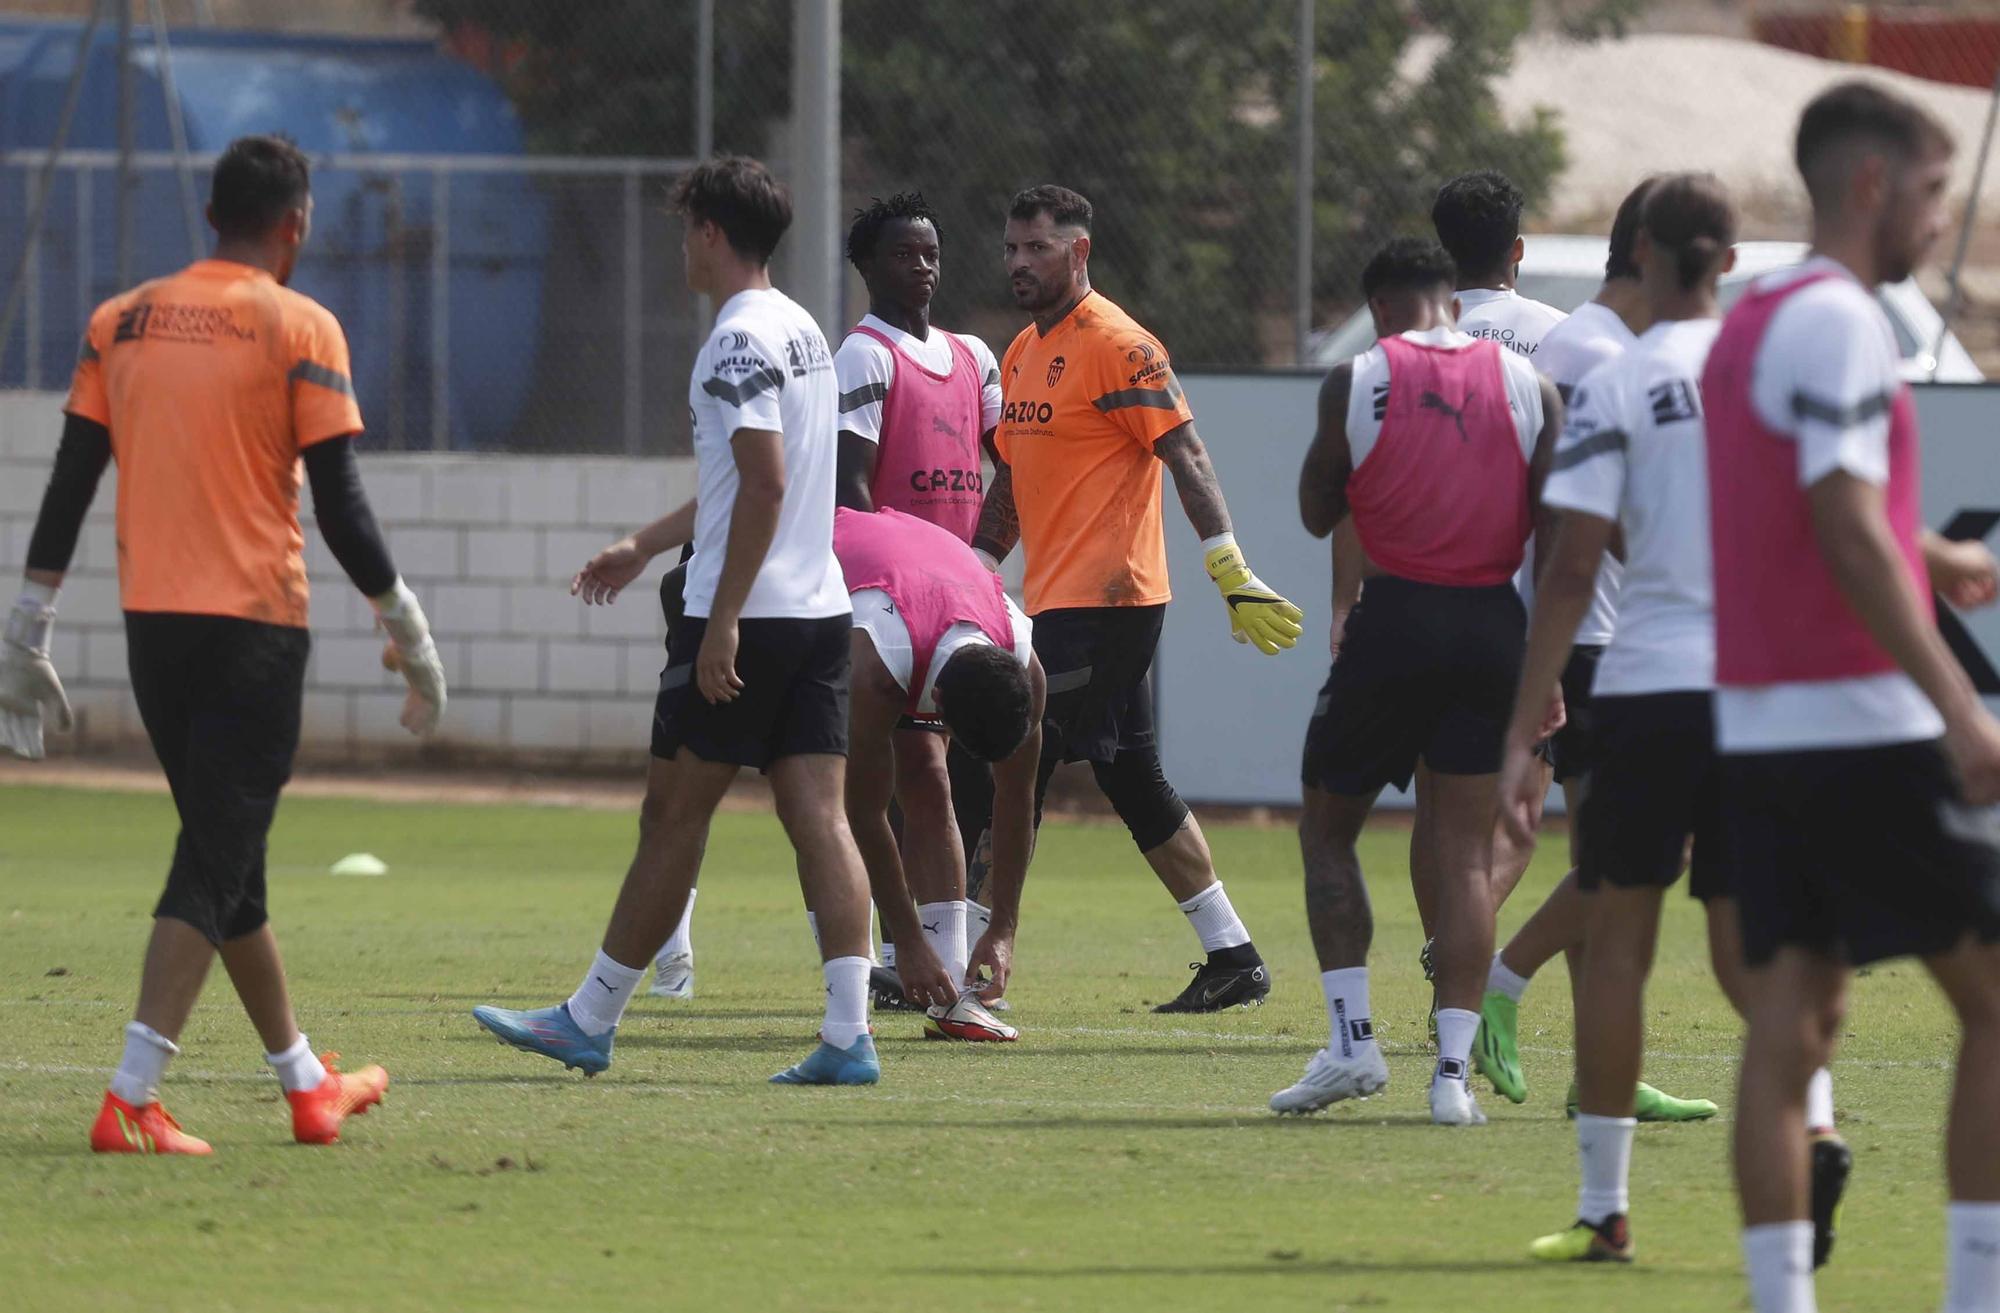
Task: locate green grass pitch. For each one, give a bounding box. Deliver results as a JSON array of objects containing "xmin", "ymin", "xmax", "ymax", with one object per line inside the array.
[{"xmin": 0, "ymin": 782, "xmax": 1965, "ymax": 1311}]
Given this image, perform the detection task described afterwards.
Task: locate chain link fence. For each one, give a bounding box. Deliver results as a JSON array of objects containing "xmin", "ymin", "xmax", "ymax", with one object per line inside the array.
[{"xmin": 5, "ymin": 1, "xmax": 2000, "ymax": 456}]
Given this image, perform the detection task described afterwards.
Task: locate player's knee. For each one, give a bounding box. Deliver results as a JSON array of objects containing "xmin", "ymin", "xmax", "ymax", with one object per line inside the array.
[
  {"xmin": 1091, "ymin": 751, "xmax": 1188, "ymax": 853},
  {"xmin": 154, "ymin": 863, "xmax": 254, "ymax": 949},
  {"xmin": 1299, "ymin": 789, "xmax": 1365, "ymax": 857}
]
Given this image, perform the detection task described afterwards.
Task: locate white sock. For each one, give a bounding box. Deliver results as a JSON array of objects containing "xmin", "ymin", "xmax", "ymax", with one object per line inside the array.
[
  {"xmin": 917, "ymin": 900, "xmax": 970, "ymax": 986},
  {"xmin": 565, "ymin": 948, "xmax": 644, "ymax": 1035},
  {"xmin": 1575, "ymin": 1113, "xmax": 1637, "ymax": 1224},
  {"xmin": 1177, "ymin": 882, "xmax": 1251, "ymax": 952},
  {"xmin": 263, "ymin": 1034, "xmax": 329, "ymax": 1094},
  {"xmin": 820, "ymin": 955, "xmax": 871, "ymax": 1048},
  {"xmin": 1804, "ymin": 1067, "xmax": 1834, "ymax": 1134},
  {"xmin": 659, "ymin": 889, "xmax": 696, "ymax": 964},
  {"xmin": 1488, "ymin": 953, "xmax": 1531, "ymax": 1003},
  {"xmin": 1742, "ymin": 1221, "xmax": 1817, "ymax": 1313},
  {"xmin": 109, "ymin": 1021, "xmax": 178, "ymax": 1105},
  {"xmin": 966, "ymin": 900, "xmax": 992, "ymax": 953},
  {"xmin": 1319, "ymin": 967, "xmax": 1377, "ymax": 1059},
  {"xmin": 1946, "ymin": 1202, "xmax": 2000, "ymax": 1312},
  {"xmin": 879, "ymin": 939, "xmax": 896, "ymax": 968},
  {"xmin": 806, "ymin": 910, "xmax": 823, "ymax": 954},
  {"xmin": 1434, "ymin": 1007, "xmax": 1478, "ymax": 1085}
]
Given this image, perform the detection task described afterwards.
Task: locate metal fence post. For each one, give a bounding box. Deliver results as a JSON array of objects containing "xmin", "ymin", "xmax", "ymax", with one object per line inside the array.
[
  {"xmin": 430, "ymin": 169, "xmax": 450, "ymax": 452},
  {"xmin": 1294, "ymin": 0, "xmax": 1315, "ymax": 365},
  {"xmin": 76, "ymin": 164, "xmax": 91, "ymax": 318},
  {"xmin": 24, "ymin": 169, "xmax": 40, "ymax": 389},
  {"xmin": 624, "ymin": 166, "xmax": 644, "ymax": 455},
  {"xmin": 790, "ymin": 0, "xmax": 842, "ymax": 333}
]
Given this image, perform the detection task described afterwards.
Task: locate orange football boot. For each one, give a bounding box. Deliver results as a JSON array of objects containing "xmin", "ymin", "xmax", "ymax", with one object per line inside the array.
[
  {"xmin": 89, "ymin": 1091, "xmax": 213, "ymax": 1155},
  {"xmin": 287, "ymin": 1053, "xmax": 389, "ymax": 1145}
]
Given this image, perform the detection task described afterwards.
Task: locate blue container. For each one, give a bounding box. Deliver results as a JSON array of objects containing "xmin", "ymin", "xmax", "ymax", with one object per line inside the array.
[{"xmin": 0, "ymin": 20, "xmax": 545, "ymax": 449}]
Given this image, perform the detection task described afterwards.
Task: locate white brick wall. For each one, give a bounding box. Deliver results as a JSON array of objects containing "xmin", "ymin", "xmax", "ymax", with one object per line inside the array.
[{"xmin": 0, "ymin": 391, "xmax": 685, "ymax": 767}]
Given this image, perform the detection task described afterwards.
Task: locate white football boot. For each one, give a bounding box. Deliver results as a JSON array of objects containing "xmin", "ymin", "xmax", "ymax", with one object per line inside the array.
[
  {"xmin": 1429, "ymin": 1058, "xmax": 1488, "ymax": 1126},
  {"xmin": 648, "ymin": 950, "xmax": 694, "ymax": 1000},
  {"xmin": 923, "ymin": 992, "xmax": 1019, "ymax": 1042},
  {"xmin": 1269, "ymin": 1045, "xmax": 1390, "ymax": 1113}
]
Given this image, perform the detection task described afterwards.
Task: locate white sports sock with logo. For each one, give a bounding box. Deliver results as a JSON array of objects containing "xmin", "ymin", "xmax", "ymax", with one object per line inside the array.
[
  {"xmin": 1945, "ymin": 1201, "xmax": 2000, "ymax": 1312},
  {"xmin": 109, "ymin": 1021, "xmax": 178, "ymax": 1106},
  {"xmin": 1319, "ymin": 967, "xmax": 1377, "ymax": 1059},
  {"xmin": 966, "ymin": 900, "xmax": 992, "ymax": 952},
  {"xmin": 1742, "ymin": 1221, "xmax": 1817, "ymax": 1313},
  {"xmin": 1177, "ymin": 882, "xmax": 1250, "ymax": 952},
  {"xmin": 658, "ymin": 889, "xmax": 696, "ymax": 965},
  {"xmin": 264, "ymin": 1034, "xmax": 329, "ymax": 1094},
  {"xmin": 1804, "ymin": 1067, "xmax": 1834, "ymax": 1134},
  {"xmin": 565, "ymin": 949, "xmax": 644, "ymax": 1035},
  {"xmin": 1433, "ymin": 1007, "xmax": 1478, "ymax": 1086},
  {"xmin": 821, "ymin": 956, "xmax": 872, "ymax": 1048},
  {"xmin": 1488, "ymin": 952, "xmax": 1532, "ymax": 1003},
  {"xmin": 917, "ymin": 900, "xmax": 969, "ymax": 985},
  {"xmin": 1575, "ymin": 1113, "xmax": 1636, "ymax": 1225}
]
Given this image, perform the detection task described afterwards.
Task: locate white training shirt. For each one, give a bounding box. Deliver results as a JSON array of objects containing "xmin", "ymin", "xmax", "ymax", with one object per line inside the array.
[
  {"xmin": 833, "ymin": 314, "xmax": 1004, "ymax": 443},
  {"xmin": 1535, "ymin": 300, "xmax": 1637, "ymax": 646},
  {"xmin": 1715, "ymin": 255, "xmax": 1944, "ymax": 753},
  {"xmin": 1541, "ymin": 318, "xmax": 1721, "ymax": 697},
  {"xmin": 850, "ymin": 588, "xmax": 1033, "ymax": 715},
  {"xmin": 1344, "ymin": 325, "xmax": 1544, "ymax": 469},
  {"xmin": 685, "ymin": 287, "xmax": 849, "ymax": 621},
  {"xmin": 1453, "ymin": 286, "xmax": 1567, "ymax": 362}
]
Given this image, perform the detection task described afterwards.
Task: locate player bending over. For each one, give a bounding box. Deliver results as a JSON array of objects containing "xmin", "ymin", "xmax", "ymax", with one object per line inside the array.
[
  {"xmin": 1287, "ymin": 237, "xmax": 1559, "ymax": 1126},
  {"xmin": 1, "ymin": 136, "xmax": 445, "ymax": 1153},
  {"xmin": 1705, "ymin": 84, "xmax": 2000, "ymax": 1312},
  {"xmin": 473, "ymin": 156, "xmax": 882, "ymax": 1087}
]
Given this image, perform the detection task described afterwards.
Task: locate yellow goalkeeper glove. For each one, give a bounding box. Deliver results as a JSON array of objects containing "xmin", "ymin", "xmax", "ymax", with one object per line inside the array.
[{"xmin": 1203, "ymin": 534, "xmax": 1304, "ymax": 655}]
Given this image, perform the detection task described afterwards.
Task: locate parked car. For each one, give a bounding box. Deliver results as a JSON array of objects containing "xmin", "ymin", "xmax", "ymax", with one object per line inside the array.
[{"xmin": 1307, "ymin": 235, "xmax": 1983, "ymax": 382}]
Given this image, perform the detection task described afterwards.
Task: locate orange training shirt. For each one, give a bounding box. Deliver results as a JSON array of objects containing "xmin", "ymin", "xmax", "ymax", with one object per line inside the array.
[
  {"xmin": 63, "ymin": 260, "xmax": 364, "ymax": 628},
  {"xmin": 996, "ymin": 290, "xmax": 1194, "ymax": 614}
]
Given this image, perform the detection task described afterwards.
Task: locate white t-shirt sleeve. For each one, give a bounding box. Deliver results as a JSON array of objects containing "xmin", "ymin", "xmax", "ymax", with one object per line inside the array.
[
  {"xmin": 702, "ymin": 326, "xmax": 787, "ymax": 435},
  {"xmin": 1758, "ymin": 286, "xmax": 1899, "ymax": 489},
  {"xmin": 961, "ymin": 334, "xmax": 1004, "ymax": 434},
  {"xmin": 833, "ymin": 333, "xmax": 895, "ymax": 445},
  {"xmin": 1540, "ymin": 368, "xmax": 1625, "ymax": 523}
]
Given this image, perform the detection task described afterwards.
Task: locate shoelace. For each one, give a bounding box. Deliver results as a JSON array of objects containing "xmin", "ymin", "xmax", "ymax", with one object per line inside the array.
[{"xmin": 320, "ymin": 1051, "xmax": 344, "ymax": 1078}]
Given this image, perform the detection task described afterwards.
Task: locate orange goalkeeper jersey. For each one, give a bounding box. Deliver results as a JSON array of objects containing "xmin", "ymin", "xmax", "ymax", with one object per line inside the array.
[{"xmin": 996, "ymin": 291, "xmax": 1194, "ymax": 614}]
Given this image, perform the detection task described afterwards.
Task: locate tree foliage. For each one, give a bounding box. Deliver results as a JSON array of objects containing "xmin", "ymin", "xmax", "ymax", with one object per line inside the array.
[{"xmin": 410, "ymin": 0, "xmax": 1572, "ymax": 364}]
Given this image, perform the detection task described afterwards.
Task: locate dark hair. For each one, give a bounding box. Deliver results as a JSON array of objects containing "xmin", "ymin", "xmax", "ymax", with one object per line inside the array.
[
  {"xmin": 673, "ymin": 155, "xmax": 793, "ymax": 264},
  {"xmin": 1360, "ymin": 237, "xmax": 1457, "ymax": 299},
  {"xmin": 1797, "ymin": 81, "xmax": 1953, "ymax": 202},
  {"xmin": 935, "ymin": 644, "xmax": 1034, "ymax": 763},
  {"xmin": 1641, "ymin": 172, "xmax": 1736, "ymax": 290},
  {"xmin": 846, "ymin": 192, "xmax": 939, "ymax": 270},
  {"xmin": 1604, "ymin": 176, "xmax": 1662, "ymax": 281},
  {"xmin": 1008, "ymin": 184, "xmax": 1093, "ymax": 231},
  {"xmin": 209, "ymin": 135, "xmax": 310, "ymax": 241},
  {"xmin": 1431, "ymin": 170, "xmax": 1526, "ymax": 278}
]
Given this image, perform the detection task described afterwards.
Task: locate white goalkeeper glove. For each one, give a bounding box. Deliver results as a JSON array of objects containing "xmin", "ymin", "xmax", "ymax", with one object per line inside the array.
[
  {"xmin": 0, "ymin": 583, "xmax": 73, "ymax": 759},
  {"xmin": 1202, "ymin": 534, "xmax": 1304, "ymax": 656},
  {"xmin": 371, "ymin": 578, "xmax": 447, "ymax": 735}
]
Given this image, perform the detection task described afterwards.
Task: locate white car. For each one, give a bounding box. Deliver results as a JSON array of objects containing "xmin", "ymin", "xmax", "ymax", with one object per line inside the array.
[{"xmin": 1308, "ymin": 235, "xmax": 1983, "ymax": 383}]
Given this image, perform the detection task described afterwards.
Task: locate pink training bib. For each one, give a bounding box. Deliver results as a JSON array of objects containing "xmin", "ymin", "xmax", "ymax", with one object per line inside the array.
[
  {"xmin": 834, "ymin": 506, "xmax": 1014, "ymax": 714},
  {"xmin": 854, "ymin": 324, "xmax": 986, "ymax": 543}
]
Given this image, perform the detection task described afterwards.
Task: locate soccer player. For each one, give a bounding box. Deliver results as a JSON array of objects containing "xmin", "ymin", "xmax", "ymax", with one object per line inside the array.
[
  {"xmin": 835, "ymin": 506, "xmax": 1041, "ymax": 1040},
  {"xmin": 1497, "ymin": 172, "xmax": 1756, "ymax": 1262},
  {"xmin": 0, "ymin": 136, "xmax": 445, "ymax": 1153},
  {"xmin": 973, "ymin": 184, "xmax": 1301, "ymax": 1012},
  {"xmin": 1470, "ymin": 176, "xmax": 1720, "ymax": 1125},
  {"xmin": 1285, "ymin": 237, "xmax": 1560, "ymax": 1125},
  {"xmin": 1395, "ymin": 170, "xmax": 1571, "ymax": 1027},
  {"xmin": 832, "ymin": 191, "xmax": 1003, "ymax": 1009},
  {"xmin": 1705, "ymin": 84, "xmax": 2000, "ymax": 1311},
  {"xmin": 472, "ymin": 156, "xmax": 883, "ymax": 1087}
]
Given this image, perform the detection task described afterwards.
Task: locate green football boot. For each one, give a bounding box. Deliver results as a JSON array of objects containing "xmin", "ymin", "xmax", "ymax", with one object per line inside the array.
[{"xmin": 1473, "ymin": 989, "xmax": 1527, "ymax": 1104}]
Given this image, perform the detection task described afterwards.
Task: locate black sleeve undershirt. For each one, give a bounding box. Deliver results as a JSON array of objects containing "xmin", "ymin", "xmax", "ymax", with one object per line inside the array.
[
  {"xmin": 302, "ymin": 436, "xmax": 397, "ymax": 599},
  {"xmin": 25, "ymin": 413, "xmax": 112, "ymax": 574}
]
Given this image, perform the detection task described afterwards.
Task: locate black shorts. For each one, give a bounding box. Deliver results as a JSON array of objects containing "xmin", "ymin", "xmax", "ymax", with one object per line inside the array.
[
  {"xmin": 1722, "ymin": 739, "xmax": 2000, "ymax": 967},
  {"xmin": 1543, "ymin": 645, "xmax": 1604, "ymax": 784},
  {"xmin": 1577, "ymin": 692, "xmax": 1728, "ymax": 901},
  {"xmin": 1301, "ymin": 576, "xmax": 1525, "ymax": 795},
  {"xmin": 126, "ymin": 612, "xmax": 310, "ymax": 945},
  {"xmin": 1030, "ymin": 604, "xmax": 1161, "ymax": 765},
  {"xmin": 651, "ymin": 614, "xmax": 851, "ymax": 770}
]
